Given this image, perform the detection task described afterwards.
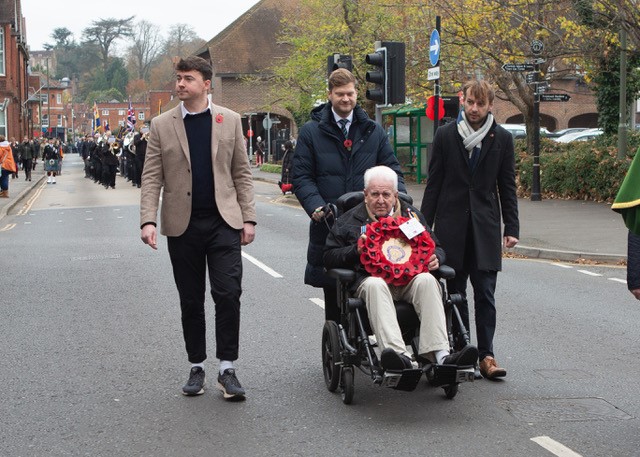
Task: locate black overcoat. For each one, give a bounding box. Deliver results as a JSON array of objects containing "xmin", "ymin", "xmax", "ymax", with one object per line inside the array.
[{"xmin": 420, "ymin": 120, "xmax": 519, "ymax": 272}]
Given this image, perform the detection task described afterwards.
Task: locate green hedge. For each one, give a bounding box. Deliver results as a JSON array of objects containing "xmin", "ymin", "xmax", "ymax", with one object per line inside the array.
[{"xmin": 516, "ymin": 133, "xmax": 639, "ymax": 202}]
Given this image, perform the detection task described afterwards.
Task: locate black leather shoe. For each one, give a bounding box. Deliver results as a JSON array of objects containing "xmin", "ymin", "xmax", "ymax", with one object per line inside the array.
[
  {"xmin": 380, "ymin": 348, "xmax": 412, "ymax": 371},
  {"xmin": 443, "ymin": 344, "xmax": 479, "ymax": 367}
]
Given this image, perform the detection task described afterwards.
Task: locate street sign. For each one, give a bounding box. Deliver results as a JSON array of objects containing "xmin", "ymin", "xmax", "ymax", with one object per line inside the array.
[
  {"xmin": 539, "ymin": 93, "xmax": 570, "ymax": 102},
  {"xmin": 262, "ymin": 117, "xmax": 281, "ymax": 129},
  {"xmin": 531, "ymin": 40, "xmax": 544, "ymax": 55},
  {"xmin": 525, "ymin": 73, "xmax": 538, "ymax": 83},
  {"xmin": 502, "ymin": 63, "xmax": 534, "ymax": 72},
  {"xmin": 427, "ymin": 66, "xmax": 440, "ymax": 81},
  {"xmin": 429, "ymin": 29, "xmax": 440, "ymax": 67},
  {"xmin": 247, "ymin": 129, "xmax": 254, "ymax": 138}
]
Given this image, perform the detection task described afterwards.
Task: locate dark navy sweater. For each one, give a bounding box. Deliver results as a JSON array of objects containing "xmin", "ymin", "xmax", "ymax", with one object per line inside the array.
[{"xmin": 183, "ymin": 111, "xmax": 216, "ymax": 213}]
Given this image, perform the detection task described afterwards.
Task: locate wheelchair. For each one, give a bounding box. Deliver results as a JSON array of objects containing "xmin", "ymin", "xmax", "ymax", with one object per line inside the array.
[{"xmin": 321, "ymin": 192, "xmax": 475, "ymax": 405}]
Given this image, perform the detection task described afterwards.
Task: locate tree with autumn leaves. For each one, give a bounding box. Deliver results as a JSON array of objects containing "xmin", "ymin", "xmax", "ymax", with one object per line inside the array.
[{"xmin": 270, "ymin": 0, "xmax": 636, "ymax": 154}]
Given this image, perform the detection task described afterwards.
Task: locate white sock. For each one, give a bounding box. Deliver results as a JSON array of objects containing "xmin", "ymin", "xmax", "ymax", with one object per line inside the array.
[
  {"xmin": 435, "ymin": 350, "xmax": 449, "ymax": 365},
  {"xmin": 191, "ymin": 363, "xmax": 204, "ymax": 370},
  {"xmin": 219, "ymin": 360, "xmax": 234, "ymax": 374}
]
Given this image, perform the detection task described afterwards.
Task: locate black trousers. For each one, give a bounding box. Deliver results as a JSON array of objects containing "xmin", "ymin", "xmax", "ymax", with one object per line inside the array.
[
  {"xmin": 448, "ymin": 226, "xmax": 498, "ymax": 361},
  {"xmin": 167, "ymin": 212, "xmax": 243, "ymax": 363}
]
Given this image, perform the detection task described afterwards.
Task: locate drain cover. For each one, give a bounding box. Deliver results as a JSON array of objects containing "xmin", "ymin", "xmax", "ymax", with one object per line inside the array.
[{"xmin": 502, "ymin": 397, "xmax": 633, "ymax": 422}]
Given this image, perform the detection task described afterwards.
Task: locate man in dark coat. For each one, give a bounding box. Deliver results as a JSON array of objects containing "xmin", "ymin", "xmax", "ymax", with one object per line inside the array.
[
  {"xmin": 293, "ymin": 68, "xmax": 405, "ymax": 322},
  {"xmin": 420, "ymin": 79, "xmax": 519, "ymax": 380}
]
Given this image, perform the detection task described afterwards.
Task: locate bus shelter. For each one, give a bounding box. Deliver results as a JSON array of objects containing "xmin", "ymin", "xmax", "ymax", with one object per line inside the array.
[{"xmin": 382, "ymin": 104, "xmax": 433, "ymax": 183}]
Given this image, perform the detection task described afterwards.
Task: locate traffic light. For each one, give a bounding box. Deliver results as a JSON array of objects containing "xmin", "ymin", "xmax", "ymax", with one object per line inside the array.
[
  {"xmin": 384, "ymin": 41, "xmax": 405, "ymax": 105},
  {"xmin": 365, "ymin": 41, "xmax": 406, "ymax": 105},
  {"xmin": 365, "ymin": 47, "xmax": 387, "ymax": 105},
  {"xmin": 327, "ymin": 54, "xmax": 353, "ymax": 78}
]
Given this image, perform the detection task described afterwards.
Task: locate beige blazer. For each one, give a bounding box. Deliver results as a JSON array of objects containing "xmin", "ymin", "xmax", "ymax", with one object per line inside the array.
[{"xmin": 140, "ymin": 103, "xmax": 256, "ymax": 236}]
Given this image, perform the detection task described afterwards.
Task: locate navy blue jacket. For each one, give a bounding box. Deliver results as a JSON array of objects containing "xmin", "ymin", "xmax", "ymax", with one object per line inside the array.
[{"xmin": 293, "ymin": 102, "xmax": 405, "ymax": 287}]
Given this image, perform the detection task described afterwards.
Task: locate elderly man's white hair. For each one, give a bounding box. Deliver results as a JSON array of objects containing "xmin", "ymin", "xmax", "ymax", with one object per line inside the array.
[{"xmin": 364, "ymin": 165, "xmax": 398, "ymax": 191}]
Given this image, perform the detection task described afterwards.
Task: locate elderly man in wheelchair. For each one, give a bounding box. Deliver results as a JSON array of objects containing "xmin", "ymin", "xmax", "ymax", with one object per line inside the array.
[{"xmin": 322, "ymin": 165, "xmax": 477, "ymax": 403}]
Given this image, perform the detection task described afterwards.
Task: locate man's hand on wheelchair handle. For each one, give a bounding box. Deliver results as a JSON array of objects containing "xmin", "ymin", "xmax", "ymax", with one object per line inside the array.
[{"xmin": 311, "ymin": 206, "xmax": 325, "ymax": 222}]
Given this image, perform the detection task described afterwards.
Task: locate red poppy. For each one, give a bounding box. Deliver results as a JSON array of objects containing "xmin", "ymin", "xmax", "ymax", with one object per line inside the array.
[
  {"xmin": 343, "ymin": 139, "xmax": 352, "ymax": 150},
  {"xmin": 215, "ymin": 114, "xmax": 224, "ymax": 124},
  {"xmin": 357, "ymin": 216, "xmax": 435, "ymax": 286}
]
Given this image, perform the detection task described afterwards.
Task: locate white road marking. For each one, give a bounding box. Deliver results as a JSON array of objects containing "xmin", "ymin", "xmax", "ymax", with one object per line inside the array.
[
  {"xmin": 552, "ymin": 263, "xmax": 573, "ymax": 269},
  {"xmin": 241, "ymin": 252, "xmax": 283, "ymax": 278},
  {"xmin": 608, "ymin": 278, "xmax": 627, "ymax": 284},
  {"xmin": 309, "ymin": 298, "xmax": 325, "ymax": 309},
  {"xmin": 531, "ymin": 436, "xmax": 583, "ymax": 457},
  {"xmin": 85, "ymin": 218, "xmax": 93, "ymax": 221},
  {"xmin": 577, "ymin": 269, "xmax": 602, "ymax": 277}
]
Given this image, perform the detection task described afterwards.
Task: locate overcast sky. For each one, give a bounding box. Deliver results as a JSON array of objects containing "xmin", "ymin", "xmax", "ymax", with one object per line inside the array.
[{"xmin": 22, "ymin": 1, "xmax": 262, "ymax": 51}]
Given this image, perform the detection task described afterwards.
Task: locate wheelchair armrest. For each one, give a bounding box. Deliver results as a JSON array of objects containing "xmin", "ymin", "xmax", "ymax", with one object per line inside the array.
[
  {"xmin": 326, "ymin": 268, "xmax": 357, "ymax": 283},
  {"xmin": 433, "ymin": 264, "xmax": 455, "ymax": 280}
]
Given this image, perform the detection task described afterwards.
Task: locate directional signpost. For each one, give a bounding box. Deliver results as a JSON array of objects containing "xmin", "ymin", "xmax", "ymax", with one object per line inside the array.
[
  {"xmin": 429, "ymin": 29, "xmax": 440, "ymax": 67},
  {"xmin": 430, "ymin": 20, "xmax": 443, "ymax": 133},
  {"xmin": 540, "ymin": 93, "xmax": 571, "ymax": 102},
  {"xmin": 502, "ymin": 63, "xmax": 534, "ymax": 72}
]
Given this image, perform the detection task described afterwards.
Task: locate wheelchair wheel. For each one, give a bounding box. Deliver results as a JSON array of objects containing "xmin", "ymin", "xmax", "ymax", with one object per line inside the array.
[
  {"xmin": 341, "ymin": 366, "xmax": 354, "ymax": 404},
  {"xmin": 322, "ymin": 321, "xmax": 341, "ymax": 392},
  {"xmin": 443, "ymin": 383, "xmax": 458, "ymax": 399}
]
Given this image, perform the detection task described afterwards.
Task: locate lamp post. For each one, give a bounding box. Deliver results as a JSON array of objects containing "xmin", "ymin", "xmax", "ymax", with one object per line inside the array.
[{"xmin": 46, "ymin": 58, "xmax": 51, "ymax": 138}]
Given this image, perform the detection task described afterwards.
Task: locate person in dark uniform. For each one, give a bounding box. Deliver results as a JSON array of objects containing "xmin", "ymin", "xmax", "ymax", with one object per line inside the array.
[{"xmin": 133, "ymin": 127, "xmax": 149, "ymax": 188}]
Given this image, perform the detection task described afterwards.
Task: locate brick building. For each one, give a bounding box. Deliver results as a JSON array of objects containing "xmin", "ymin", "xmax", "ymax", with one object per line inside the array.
[
  {"xmin": 0, "ymin": 0, "xmax": 29, "ymax": 140},
  {"xmin": 196, "ymin": 0, "xmax": 298, "ymax": 160}
]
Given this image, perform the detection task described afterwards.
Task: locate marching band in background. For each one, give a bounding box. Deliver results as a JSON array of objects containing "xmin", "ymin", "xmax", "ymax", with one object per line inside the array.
[{"xmin": 78, "ymin": 124, "xmax": 149, "ymax": 190}]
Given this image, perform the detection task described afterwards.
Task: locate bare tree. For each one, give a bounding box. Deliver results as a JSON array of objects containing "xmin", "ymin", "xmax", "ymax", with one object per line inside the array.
[
  {"xmin": 164, "ymin": 24, "xmax": 203, "ymax": 58},
  {"xmin": 83, "ymin": 17, "xmax": 135, "ymax": 70},
  {"xmin": 128, "ymin": 20, "xmax": 164, "ymax": 81}
]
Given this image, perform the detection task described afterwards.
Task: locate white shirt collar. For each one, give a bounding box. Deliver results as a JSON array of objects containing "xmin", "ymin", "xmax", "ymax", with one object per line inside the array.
[
  {"xmin": 181, "ymin": 101, "xmax": 213, "ymax": 119},
  {"xmin": 331, "ymin": 108, "xmax": 353, "ymax": 127}
]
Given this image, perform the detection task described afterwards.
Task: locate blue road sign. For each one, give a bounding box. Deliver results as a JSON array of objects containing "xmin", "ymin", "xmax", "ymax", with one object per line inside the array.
[{"xmin": 429, "ymin": 29, "xmax": 440, "ymax": 67}]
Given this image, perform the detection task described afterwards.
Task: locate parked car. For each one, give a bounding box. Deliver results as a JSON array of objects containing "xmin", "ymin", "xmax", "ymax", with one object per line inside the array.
[
  {"xmin": 546, "ymin": 127, "xmax": 589, "ymax": 138},
  {"xmin": 499, "ymin": 124, "xmax": 550, "ymax": 139},
  {"xmin": 500, "ymin": 124, "xmax": 527, "ymax": 139},
  {"xmin": 554, "ymin": 128, "xmax": 603, "ymax": 143}
]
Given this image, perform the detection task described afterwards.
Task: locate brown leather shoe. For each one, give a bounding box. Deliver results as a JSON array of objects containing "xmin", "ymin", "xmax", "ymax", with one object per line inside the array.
[{"xmin": 479, "ymin": 356, "xmax": 507, "ymax": 379}]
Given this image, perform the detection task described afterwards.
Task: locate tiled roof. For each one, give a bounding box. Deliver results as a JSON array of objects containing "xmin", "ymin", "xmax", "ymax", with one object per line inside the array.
[{"xmin": 199, "ymin": 0, "xmax": 298, "ymax": 76}]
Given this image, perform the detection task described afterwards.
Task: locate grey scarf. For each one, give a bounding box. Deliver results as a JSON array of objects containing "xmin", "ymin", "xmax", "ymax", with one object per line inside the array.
[{"xmin": 457, "ymin": 111, "xmax": 494, "ymax": 156}]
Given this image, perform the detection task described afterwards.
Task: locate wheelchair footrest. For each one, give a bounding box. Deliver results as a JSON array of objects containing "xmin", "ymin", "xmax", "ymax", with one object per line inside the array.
[
  {"xmin": 424, "ymin": 364, "xmax": 475, "ymax": 387},
  {"xmin": 381, "ymin": 368, "xmax": 423, "ymax": 391}
]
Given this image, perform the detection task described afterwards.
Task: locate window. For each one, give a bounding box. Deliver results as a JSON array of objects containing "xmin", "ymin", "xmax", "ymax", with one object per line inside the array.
[
  {"xmin": 118, "ymin": 109, "xmax": 125, "ymax": 116},
  {"xmin": 102, "ymin": 109, "xmax": 109, "ymax": 116},
  {"xmin": 0, "ymin": 110, "xmax": 6, "ymax": 137},
  {"xmin": 138, "ymin": 112, "xmax": 145, "ymax": 121},
  {"xmin": 0, "ymin": 29, "xmax": 4, "ymax": 75},
  {"xmin": 56, "ymin": 94, "xmax": 61, "ymax": 104},
  {"xmin": 57, "ymin": 116, "xmax": 63, "ymax": 127},
  {"xmin": 42, "ymin": 114, "xmax": 49, "ymax": 127},
  {"xmin": 118, "ymin": 120, "xmax": 124, "ymax": 127}
]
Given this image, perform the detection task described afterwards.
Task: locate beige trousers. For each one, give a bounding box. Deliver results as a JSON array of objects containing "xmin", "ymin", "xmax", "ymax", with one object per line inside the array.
[{"xmin": 356, "ymin": 273, "xmax": 449, "ymax": 360}]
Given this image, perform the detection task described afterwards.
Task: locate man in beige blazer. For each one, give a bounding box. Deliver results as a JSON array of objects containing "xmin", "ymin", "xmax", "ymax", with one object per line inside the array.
[{"xmin": 140, "ymin": 56, "xmax": 256, "ymax": 400}]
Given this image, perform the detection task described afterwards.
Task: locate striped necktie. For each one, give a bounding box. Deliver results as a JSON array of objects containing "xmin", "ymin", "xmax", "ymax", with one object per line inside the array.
[{"xmin": 338, "ymin": 118, "xmax": 349, "ymax": 138}]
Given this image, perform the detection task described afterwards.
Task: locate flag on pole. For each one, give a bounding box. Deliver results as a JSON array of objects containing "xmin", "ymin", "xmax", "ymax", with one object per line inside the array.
[
  {"xmin": 127, "ymin": 97, "xmax": 135, "ymax": 131},
  {"xmin": 93, "ymin": 102, "xmax": 101, "ymax": 132}
]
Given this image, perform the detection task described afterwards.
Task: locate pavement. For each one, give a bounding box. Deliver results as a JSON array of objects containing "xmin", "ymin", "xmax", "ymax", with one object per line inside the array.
[{"xmin": 0, "ymin": 159, "xmax": 628, "ymax": 264}]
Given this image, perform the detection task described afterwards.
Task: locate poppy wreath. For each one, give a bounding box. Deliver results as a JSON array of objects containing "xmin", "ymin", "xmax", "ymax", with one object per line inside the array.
[{"xmin": 358, "ymin": 216, "xmax": 435, "ymax": 286}]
